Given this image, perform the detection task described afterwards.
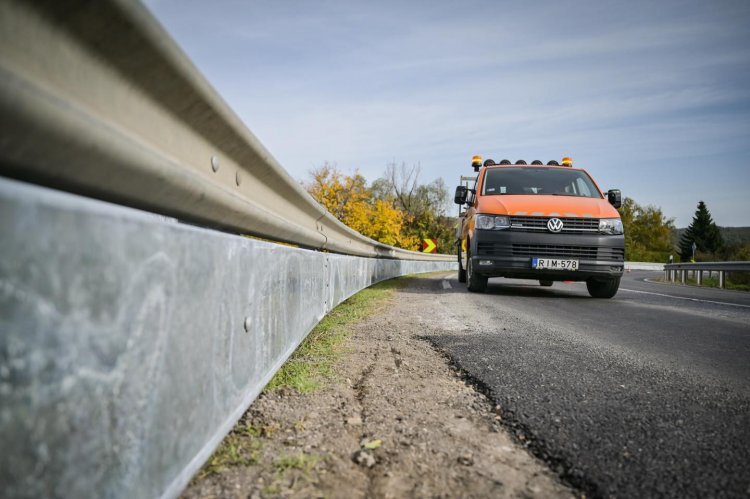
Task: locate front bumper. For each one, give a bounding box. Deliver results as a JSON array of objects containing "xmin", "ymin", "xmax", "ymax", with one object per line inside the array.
[{"xmin": 470, "ymin": 229, "xmax": 625, "ymax": 281}]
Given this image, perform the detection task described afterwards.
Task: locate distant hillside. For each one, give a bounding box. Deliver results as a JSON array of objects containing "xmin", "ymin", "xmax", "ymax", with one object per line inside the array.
[{"xmin": 672, "ymin": 227, "xmax": 750, "ymax": 247}]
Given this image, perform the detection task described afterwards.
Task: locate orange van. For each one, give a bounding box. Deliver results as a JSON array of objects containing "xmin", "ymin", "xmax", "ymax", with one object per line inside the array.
[{"xmin": 454, "ymin": 157, "xmax": 624, "ymax": 298}]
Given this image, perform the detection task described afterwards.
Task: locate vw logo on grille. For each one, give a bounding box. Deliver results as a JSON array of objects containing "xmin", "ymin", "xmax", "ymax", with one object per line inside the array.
[{"xmin": 547, "ymin": 218, "xmax": 564, "ymax": 233}]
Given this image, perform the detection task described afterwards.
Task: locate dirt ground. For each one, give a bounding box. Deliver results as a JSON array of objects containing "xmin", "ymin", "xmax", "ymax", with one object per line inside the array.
[{"xmin": 182, "ymin": 273, "xmax": 575, "ymax": 498}]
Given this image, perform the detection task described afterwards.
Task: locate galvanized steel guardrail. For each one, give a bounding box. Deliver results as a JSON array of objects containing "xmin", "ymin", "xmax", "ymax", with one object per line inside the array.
[
  {"xmin": 0, "ymin": 178, "xmax": 455, "ymax": 499},
  {"xmin": 664, "ymin": 262, "xmax": 750, "ymax": 288},
  {"xmin": 624, "ymin": 262, "xmax": 665, "ymax": 271},
  {"xmin": 0, "ymin": 1, "xmax": 455, "ymax": 499},
  {"xmin": 0, "ymin": 0, "xmax": 451, "ymax": 262}
]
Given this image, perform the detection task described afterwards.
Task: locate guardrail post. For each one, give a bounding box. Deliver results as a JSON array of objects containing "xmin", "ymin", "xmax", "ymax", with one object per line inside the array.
[
  {"xmin": 697, "ymin": 270, "xmax": 702, "ymax": 285},
  {"xmin": 719, "ymin": 271, "xmax": 725, "ymax": 289},
  {"xmin": 680, "ymin": 270, "xmax": 686, "ymax": 284}
]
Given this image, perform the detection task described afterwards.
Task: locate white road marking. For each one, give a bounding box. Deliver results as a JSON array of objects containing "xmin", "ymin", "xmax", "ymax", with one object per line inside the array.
[
  {"xmin": 619, "ymin": 288, "xmax": 750, "ymax": 309},
  {"xmin": 442, "ymin": 280, "xmax": 452, "ymax": 289}
]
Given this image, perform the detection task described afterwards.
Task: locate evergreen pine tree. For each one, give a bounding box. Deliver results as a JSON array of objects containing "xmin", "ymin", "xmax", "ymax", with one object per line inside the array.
[
  {"xmin": 679, "ymin": 201, "xmax": 724, "ymax": 261},
  {"xmin": 678, "ymin": 227, "xmax": 695, "ymax": 261}
]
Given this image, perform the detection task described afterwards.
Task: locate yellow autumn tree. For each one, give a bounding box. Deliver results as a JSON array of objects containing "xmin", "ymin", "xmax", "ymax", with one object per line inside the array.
[
  {"xmin": 374, "ymin": 199, "xmax": 421, "ymax": 249},
  {"xmin": 306, "ymin": 164, "xmax": 368, "ymax": 220},
  {"xmin": 305, "ymin": 164, "xmax": 419, "ymax": 250}
]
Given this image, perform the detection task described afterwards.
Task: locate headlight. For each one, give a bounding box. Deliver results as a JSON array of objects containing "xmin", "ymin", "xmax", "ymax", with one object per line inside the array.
[
  {"xmin": 599, "ymin": 218, "xmax": 623, "ymax": 235},
  {"xmin": 476, "ymin": 214, "xmax": 510, "ymax": 230}
]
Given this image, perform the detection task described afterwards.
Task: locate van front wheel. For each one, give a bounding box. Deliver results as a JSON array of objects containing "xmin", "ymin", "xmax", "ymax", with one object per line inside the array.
[
  {"xmin": 586, "ymin": 277, "xmax": 620, "ymax": 298},
  {"xmin": 466, "ymin": 247, "xmax": 488, "ymax": 293}
]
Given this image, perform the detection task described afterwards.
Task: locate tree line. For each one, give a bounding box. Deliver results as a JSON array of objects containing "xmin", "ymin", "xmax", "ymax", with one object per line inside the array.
[{"xmin": 617, "ymin": 198, "xmax": 748, "ymax": 263}]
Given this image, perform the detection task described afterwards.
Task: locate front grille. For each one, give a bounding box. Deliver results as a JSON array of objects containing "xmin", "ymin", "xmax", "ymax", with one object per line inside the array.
[
  {"xmin": 477, "ymin": 242, "xmax": 624, "ymax": 261},
  {"xmin": 477, "ymin": 243, "xmax": 625, "ymax": 262},
  {"xmin": 599, "ymin": 247, "xmax": 625, "ymax": 261},
  {"xmin": 477, "ymin": 242, "xmax": 512, "ymax": 256},
  {"xmin": 509, "ymin": 216, "xmax": 599, "ymax": 233},
  {"xmin": 512, "ymin": 244, "xmax": 598, "ymax": 259}
]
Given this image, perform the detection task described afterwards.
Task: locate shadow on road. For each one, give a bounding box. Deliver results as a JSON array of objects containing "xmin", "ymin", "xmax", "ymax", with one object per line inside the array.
[
  {"xmin": 481, "ymin": 282, "xmax": 591, "ymax": 300},
  {"xmin": 401, "ymin": 275, "xmax": 592, "ymax": 300}
]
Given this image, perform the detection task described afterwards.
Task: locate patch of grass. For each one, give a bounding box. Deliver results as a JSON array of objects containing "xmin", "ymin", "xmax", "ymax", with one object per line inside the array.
[
  {"xmin": 273, "ymin": 452, "xmax": 321, "ymax": 476},
  {"xmin": 265, "ymin": 276, "xmax": 414, "ymax": 393},
  {"xmin": 197, "ymin": 430, "xmax": 262, "ymax": 479},
  {"xmin": 235, "ymin": 421, "xmax": 261, "ymax": 437},
  {"xmin": 260, "ymin": 452, "xmax": 323, "ymax": 495},
  {"xmin": 707, "ymin": 277, "xmax": 750, "ymax": 291},
  {"xmin": 658, "ymin": 274, "xmax": 750, "ymax": 291},
  {"xmin": 262, "ymin": 483, "xmax": 281, "ymax": 495}
]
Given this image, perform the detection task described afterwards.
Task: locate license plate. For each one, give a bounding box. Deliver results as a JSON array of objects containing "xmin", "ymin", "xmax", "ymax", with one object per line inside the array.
[{"xmin": 532, "ymin": 258, "xmax": 578, "ymax": 270}]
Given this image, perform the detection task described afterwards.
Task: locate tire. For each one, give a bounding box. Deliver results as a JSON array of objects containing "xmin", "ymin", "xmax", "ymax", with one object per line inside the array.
[
  {"xmin": 466, "ymin": 245, "xmax": 488, "ymax": 293},
  {"xmin": 586, "ymin": 277, "xmax": 620, "ymax": 298},
  {"xmin": 457, "ymin": 242, "xmax": 467, "ymax": 283},
  {"xmin": 539, "ymin": 280, "xmax": 553, "ymax": 287}
]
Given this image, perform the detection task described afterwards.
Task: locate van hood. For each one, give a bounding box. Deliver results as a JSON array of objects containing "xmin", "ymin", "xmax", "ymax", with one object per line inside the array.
[{"xmin": 476, "ymin": 195, "xmax": 620, "ymax": 218}]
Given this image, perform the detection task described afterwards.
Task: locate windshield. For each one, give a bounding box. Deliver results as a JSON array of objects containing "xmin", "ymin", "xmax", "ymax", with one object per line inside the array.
[{"xmin": 481, "ymin": 167, "xmax": 601, "ymax": 198}]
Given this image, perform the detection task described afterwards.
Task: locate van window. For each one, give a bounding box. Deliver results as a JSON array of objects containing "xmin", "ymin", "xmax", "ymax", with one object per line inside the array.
[
  {"xmin": 481, "ymin": 168, "xmax": 601, "ymax": 198},
  {"xmin": 575, "ymin": 177, "xmax": 595, "ymax": 197}
]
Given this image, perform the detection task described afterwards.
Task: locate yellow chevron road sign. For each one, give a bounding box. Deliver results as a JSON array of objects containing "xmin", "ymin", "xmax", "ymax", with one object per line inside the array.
[{"xmin": 422, "ymin": 239, "xmax": 437, "ymax": 253}]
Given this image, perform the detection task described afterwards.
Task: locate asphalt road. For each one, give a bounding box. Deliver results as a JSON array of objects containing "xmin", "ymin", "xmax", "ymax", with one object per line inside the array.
[{"xmin": 424, "ymin": 271, "xmax": 750, "ymax": 498}]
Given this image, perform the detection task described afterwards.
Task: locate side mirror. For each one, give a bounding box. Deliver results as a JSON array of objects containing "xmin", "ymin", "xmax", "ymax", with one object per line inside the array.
[
  {"xmin": 607, "ymin": 189, "xmax": 622, "ymax": 209},
  {"xmin": 454, "ymin": 185, "xmax": 468, "ymax": 205}
]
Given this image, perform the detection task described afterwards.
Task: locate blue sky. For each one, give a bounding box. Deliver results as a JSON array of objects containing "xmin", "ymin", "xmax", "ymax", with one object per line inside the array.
[{"xmin": 144, "ymin": 0, "xmax": 750, "ymax": 227}]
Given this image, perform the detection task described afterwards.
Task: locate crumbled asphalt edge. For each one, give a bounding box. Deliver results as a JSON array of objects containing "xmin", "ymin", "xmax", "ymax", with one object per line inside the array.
[{"xmin": 419, "ymin": 335, "xmax": 598, "ymax": 499}]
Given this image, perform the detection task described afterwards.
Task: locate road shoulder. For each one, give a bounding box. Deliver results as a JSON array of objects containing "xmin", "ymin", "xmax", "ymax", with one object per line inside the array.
[{"xmin": 182, "ymin": 273, "xmax": 573, "ymax": 498}]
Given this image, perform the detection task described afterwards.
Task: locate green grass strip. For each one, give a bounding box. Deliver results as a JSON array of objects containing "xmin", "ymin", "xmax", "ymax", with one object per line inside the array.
[
  {"xmin": 265, "ymin": 275, "xmax": 414, "ymax": 393},
  {"xmin": 657, "ymin": 275, "xmax": 750, "ymax": 291}
]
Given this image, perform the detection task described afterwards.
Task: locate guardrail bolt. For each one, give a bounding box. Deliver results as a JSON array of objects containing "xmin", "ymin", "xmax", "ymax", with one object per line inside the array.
[
  {"xmin": 243, "ymin": 317, "xmax": 252, "ymax": 333},
  {"xmin": 211, "ymin": 155, "xmax": 220, "ymax": 172}
]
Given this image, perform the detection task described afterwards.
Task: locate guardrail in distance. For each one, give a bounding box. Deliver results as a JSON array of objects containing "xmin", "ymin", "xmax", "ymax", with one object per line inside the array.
[{"xmin": 664, "ymin": 262, "xmax": 750, "ymax": 288}]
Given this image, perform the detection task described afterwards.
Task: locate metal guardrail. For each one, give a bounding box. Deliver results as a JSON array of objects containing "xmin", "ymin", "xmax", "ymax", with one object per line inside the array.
[
  {"xmin": 0, "ymin": 1, "xmax": 456, "ymax": 499},
  {"xmin": 0, "ymin": 179, "xmax": 456, "ymax": 499},
  {"xmin": 664, "ymin": 262, "xmax": 750, "ymax": 288},
  {"xmin": 0, "ymin": 0, "xmax": 451, "ymax": 262},
  {"xmin": 625, "ymin": 262, "xmax": 665, "ymax": 271}
]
